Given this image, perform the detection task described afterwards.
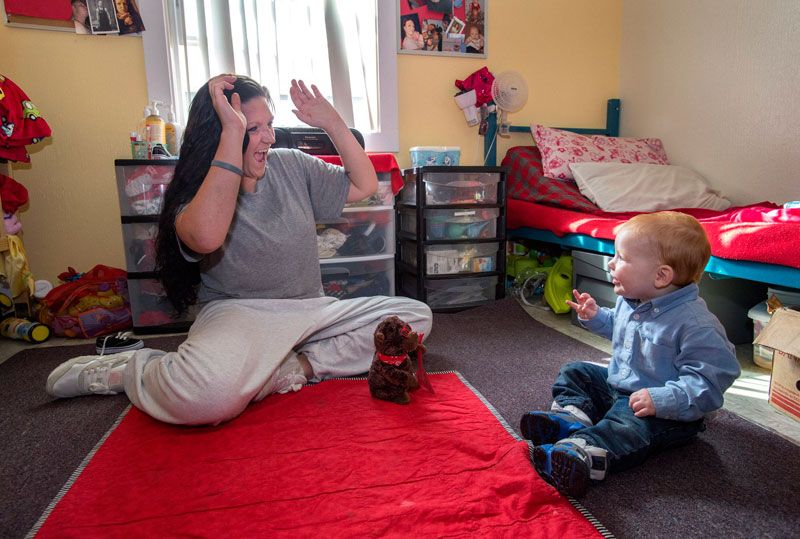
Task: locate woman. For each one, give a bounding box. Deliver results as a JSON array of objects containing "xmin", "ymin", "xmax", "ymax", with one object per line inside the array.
[
  {"xmin": 46, "ymin": 75, "xmax": 432, "ymax": 426},
  {"xmin": 401, "ymin": 18, "xmax": 424, "ymax": 50}
]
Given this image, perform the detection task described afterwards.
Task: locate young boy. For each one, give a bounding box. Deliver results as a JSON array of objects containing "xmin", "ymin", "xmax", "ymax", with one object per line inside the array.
[{"xmin": 521, "ymin": 211, "xmax": 740, "ymax": 497}]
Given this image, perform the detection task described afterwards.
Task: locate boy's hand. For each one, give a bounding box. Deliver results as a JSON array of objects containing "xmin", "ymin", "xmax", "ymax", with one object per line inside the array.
[
  {"xmin": 629, "ymin": 389, "xmax": 656, "ymax": 417},
  {"xmin": 565, "ymin": 289, "xmax": 598, "ymax": 320}
]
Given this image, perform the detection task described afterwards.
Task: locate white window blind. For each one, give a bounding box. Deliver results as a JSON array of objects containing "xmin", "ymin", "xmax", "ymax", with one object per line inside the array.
[{"xmin": 141, "ymin": 0, "xmax": 397, "ymax": 151}]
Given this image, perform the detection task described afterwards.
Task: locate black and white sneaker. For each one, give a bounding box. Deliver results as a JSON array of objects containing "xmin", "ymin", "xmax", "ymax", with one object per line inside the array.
[{"xmin": 95, "ymin": 331, "xmax": 144, "ymax": 355}]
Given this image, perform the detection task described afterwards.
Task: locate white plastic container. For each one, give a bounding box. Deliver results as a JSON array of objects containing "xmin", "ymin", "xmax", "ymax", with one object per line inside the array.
[
  {"xmin": 409, "ymin": 146, "xmax": 461, "ymax": 167},
  {"xmin": 767, "ymin": 286, "xmax": 800, "ymax": 307},
  {"xmin": 748, "ymin": 302, "xmax": 773, "ymax": 369}
]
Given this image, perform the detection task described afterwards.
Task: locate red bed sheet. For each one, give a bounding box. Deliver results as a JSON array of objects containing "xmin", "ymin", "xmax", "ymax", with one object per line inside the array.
[{"xmin": 507, "ymin": 198, "xmax": 800, "ymax": 270}]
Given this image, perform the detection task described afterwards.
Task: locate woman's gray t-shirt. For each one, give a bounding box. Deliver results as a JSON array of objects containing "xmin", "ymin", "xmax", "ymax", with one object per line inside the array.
[{"xmin": 194, "ymin": 148, "xmax": 349, "ymax": 303}]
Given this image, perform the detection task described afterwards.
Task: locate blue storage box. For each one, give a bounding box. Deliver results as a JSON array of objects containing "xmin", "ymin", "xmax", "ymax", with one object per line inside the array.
[{"xmin": 409, "ymin": 146, "xmax": 461, "ymax": 167}]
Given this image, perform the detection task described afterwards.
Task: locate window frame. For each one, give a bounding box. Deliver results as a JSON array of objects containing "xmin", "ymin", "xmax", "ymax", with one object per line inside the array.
[{"xmin": 140, "ymin": 1, "xmax": 398, "ymax": 152}]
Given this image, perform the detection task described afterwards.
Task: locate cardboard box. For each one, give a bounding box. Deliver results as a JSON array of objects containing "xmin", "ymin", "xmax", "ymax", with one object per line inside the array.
[{"xmin": 753, "ymin": 308, "xmax": 800, "ymax": 421}]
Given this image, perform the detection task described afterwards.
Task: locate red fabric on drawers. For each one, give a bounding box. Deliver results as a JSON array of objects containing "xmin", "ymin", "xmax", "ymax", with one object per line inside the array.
[{"xmin": 317, "ymin": 153, "xmax": 404, "ymax": 195}]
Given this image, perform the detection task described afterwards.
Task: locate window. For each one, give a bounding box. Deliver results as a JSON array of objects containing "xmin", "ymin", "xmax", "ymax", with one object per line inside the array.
[{"xmin": 140, "ymin": 0, "xmax": 397, "ymax": 151}]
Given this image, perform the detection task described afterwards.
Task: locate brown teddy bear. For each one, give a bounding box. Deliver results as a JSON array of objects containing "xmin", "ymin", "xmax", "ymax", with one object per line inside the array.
[{"xmin": 368, "ymin": 315, "xmax": 427, "ymax": 404}]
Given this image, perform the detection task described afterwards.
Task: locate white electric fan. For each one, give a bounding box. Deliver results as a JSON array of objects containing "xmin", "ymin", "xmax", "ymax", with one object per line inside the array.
[{"xmin": 491, "ymin": 71, "xmax": 529, "ymax": 137}]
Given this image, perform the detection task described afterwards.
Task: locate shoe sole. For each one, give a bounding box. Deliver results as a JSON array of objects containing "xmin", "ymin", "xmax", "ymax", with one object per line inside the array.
[
  {"xmin": 520, "ymin": 413, "xmax": 562, "ymax": 444},
  {"xmin": 532, "ymin": 446, "xmax": 589, "ymax": 498}
]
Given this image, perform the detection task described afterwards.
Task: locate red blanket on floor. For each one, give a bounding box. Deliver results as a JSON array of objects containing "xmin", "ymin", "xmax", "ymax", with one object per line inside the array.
[
  {"xmin": 508, "ymin": 199, "xmax": 800, "ymax": 269},
  {"xmin": 34, "ymin": 374, "xmax": 604, "ymax": 538}
]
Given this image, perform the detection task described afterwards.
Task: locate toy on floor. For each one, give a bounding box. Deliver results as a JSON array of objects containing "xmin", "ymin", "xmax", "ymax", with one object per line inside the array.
[
  {"xmin": 368, "ymin": 315, "xmax": 431, "ymax": 404},
  {"xmin": 0, "ymin": 316, "xmax": 50, "ymax": 343}
]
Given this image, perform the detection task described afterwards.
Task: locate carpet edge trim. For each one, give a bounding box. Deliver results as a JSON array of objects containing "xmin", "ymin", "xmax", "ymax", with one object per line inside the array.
[{"xmin": 25, "ymin": 404, "xmax": 133, "ymax": 538}]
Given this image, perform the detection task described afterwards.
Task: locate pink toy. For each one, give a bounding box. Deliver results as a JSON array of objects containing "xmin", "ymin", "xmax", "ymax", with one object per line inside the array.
[
  {"xmin": 455, "ymin": 66, "xmax": 495, "ymax": 107},
  {"xmin": 3, "ymin": 212, "xmax": 22, "ymax": 234}
]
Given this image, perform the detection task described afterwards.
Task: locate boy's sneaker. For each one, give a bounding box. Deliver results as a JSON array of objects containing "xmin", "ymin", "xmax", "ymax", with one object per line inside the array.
[
  {"xmin": 520, "ymin": 410, "xmax": 591, "ymax": 444},
  {"xmin": 96, "ymin": 331, "xmax": 144, "ymax": 355},
  {"xmin": 46, "ymin": 351, "xmax": 135, "ymax": 398},
  {"xmin": 532, "ymin": 438, "xmax": 608, "ymax": 498}
]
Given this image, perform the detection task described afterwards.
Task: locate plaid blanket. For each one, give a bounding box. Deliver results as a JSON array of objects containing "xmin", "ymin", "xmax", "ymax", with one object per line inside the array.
[{"xmin": 502, "ymin": 146, "xmax": 602, "ymax": 214}]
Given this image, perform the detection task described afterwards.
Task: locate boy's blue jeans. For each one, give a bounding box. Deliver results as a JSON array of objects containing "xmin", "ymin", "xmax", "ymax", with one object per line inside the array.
[{"xmin": 552, "ymin": 361, "xmax": 705, "ymax": 474}]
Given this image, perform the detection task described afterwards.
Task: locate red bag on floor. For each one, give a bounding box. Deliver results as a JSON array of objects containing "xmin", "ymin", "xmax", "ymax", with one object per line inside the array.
[{"xmin": 37, "ymin": 265, "xmax": 132, "ymax": 338}]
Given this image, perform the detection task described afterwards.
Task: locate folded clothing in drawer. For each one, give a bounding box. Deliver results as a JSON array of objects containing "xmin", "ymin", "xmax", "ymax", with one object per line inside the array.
[{"xmin": 317, "ymin": 209, "xmax": 394, "ymax": 259}]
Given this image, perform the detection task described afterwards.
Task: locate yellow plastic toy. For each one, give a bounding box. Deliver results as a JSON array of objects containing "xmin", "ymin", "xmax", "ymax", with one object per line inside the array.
[{"xmin": 543, "ymin": 255, "xmax": 573, "ymax": 314}]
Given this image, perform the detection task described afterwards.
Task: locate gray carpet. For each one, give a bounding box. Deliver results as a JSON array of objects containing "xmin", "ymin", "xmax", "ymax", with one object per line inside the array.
[{"xmin": 1, "ymin": 298, "xmax": 798, "ymax": 538}]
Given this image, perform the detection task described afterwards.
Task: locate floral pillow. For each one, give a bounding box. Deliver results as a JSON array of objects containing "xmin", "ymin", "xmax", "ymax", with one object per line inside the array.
[{"xmin": 532, "ymin": 124, "xmax": 670, "ymax": 180}]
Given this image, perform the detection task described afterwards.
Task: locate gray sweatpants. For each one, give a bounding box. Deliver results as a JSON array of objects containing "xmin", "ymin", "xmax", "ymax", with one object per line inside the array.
[{"xmin": 123, "ymin": 295, "xmax": 432, "ymax": 425}]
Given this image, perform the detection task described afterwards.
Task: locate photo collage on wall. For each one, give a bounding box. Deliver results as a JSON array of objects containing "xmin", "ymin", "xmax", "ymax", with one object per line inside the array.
[
  {"xmin": 71, "ymin": 0, "xmax": 145, "ymax": 35},
  {"xmin": 399, "ymin": 0, "xmax": 486, "ymax": 58}
]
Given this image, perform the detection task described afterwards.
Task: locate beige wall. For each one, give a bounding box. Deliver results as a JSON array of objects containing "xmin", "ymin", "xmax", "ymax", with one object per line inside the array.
[
  {"xmin": 620, "ymin": 0, "xmax": 800, "ymax": 205},
  {"xmin": 1, "ymin": 0, "xmax": 620, "ymax": 283}
]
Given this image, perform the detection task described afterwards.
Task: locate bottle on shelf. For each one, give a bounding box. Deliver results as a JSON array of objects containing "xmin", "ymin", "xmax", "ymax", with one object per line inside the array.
[
  {"xmin": 164, "ymin": 106, "xmax": 182, "ymax": 156},
  {"xmin": 145, "ymin": 101, "xmax": 166, "ymax": 158}
]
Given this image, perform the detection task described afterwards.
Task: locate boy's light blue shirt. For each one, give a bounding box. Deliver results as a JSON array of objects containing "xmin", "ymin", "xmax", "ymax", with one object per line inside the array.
[{"xmin": 580, "ymin": 283, "xmax": 740, "ymax": 422}]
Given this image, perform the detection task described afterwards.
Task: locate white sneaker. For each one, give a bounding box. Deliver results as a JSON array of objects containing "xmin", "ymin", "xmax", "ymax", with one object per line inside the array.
[{"xmin": 46, "ymin": 351, "xmax": 136, "ymax": 398}]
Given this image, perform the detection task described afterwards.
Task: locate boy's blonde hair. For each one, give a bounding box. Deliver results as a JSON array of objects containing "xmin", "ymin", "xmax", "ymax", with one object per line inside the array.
[{"xmin": 620, "ymin": 211, "xmax": 710, "ymax": 286}]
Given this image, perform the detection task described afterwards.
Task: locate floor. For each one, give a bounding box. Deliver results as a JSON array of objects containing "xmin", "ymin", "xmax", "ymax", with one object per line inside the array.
[{"xmin": 3, "ymin": 300, "xmax": 799, "ymax": 447}]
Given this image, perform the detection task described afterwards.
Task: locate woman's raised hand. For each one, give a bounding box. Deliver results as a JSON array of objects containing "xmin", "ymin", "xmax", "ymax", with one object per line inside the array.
[
  {"xmin": 209, "ymin": 74, "xmax": 246, "ymax": 134},
  {"xmin": 289, "ymin": 80, "xmax": 341, "ymax": 131}
]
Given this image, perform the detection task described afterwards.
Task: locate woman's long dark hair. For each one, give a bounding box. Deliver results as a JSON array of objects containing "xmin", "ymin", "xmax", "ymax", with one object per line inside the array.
[{"xmin": 155, "ymin": 75, "xmax": 272, "ymax": 314}]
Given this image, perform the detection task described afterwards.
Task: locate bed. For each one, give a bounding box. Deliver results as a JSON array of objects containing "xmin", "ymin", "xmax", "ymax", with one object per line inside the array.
[{"xmin": 483, "ymin": 100, "xmax": 800, "ymax": 290}]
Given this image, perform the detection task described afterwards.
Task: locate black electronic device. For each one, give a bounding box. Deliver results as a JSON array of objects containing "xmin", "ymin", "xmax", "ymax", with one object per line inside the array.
[{"xmin": 273, "ymin": 127, "xmax": 365, "ymax": 155}]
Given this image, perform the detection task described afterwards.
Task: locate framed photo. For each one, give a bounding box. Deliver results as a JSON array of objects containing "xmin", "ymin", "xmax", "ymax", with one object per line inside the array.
[
  {"xmin": 398, "ymin": 0, "xmax": 487, "ymax": 58},
  {"xmin": 87, "ymin": 0, "xmax": 119, "ymax": 34}
]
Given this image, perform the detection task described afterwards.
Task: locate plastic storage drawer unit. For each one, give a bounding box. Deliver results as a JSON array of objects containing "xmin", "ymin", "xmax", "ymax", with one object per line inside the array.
[
  {"xmin": 400, "ymin": 168, "xmax": 500, "ymax": 206},
  {"xmin": 321, "ymin": 255, "xmax": 395, "ymax": 299}
]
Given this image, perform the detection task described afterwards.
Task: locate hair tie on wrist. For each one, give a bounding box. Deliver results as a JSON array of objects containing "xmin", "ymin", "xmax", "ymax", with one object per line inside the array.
[{"xmin": 210, "ymin": 160, "xmax": 243, "ymax": 176}]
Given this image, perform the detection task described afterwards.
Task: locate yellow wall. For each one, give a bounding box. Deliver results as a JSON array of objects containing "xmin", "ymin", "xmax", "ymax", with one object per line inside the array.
[
  {"xmin": 398, "ymin": 0, "xmax": 621, "ymax": 168},
  {"xmin": 0, "ymin": 24, "xmax": 148, "ymax": 283},
  {"xmin": 0, "ymin": 0, "xmax": 620, "ymax": 283}
]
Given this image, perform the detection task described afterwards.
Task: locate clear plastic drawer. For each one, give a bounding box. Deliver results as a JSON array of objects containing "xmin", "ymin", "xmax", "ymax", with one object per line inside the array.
[
  {"xmin": 344, "ymin": 180, "xmax": 394, "ymax": 208},
  {"xmin": 121, "ymin": 222, "xmax": 159, "ymax": 272},
  {"xmin": 399, "ymin": 207, "xmax": 499, "ymax": 240},
  {"xmin": 399, "ymin": 274, "xmax": 498, "ymax": 308},
  {"xmin": 317, "ymin": 208, "xmax": 394, "ymax": 259},
  {"xmin": 115, "ymin": 161, "xmax": 176, "ymax": 216},
  {"xmin": 321, "ymin": 255, "xmax": 394, "ymax": 299},
  {"xmin": 400, "ymin": 241, "xmax": 499, "ymax": 275},
  {"xmin": 127, "ymin": 277, "xmax": 195, "ymax": 333},
  {"xmin": 399, "ymin": 170, "xmax": 500, "ymax": 205}
]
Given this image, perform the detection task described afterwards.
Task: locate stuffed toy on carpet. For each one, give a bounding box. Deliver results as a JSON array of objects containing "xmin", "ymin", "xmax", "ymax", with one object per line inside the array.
[{"xmin": 368, "ymin": 315, "xmax": 430, "ymax": 404}]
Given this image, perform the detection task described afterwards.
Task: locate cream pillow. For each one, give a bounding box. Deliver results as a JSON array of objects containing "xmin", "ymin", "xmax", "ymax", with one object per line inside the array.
[{"xmin": 569, "ymin": 162, "xmax": 731, "ymax": 213}]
